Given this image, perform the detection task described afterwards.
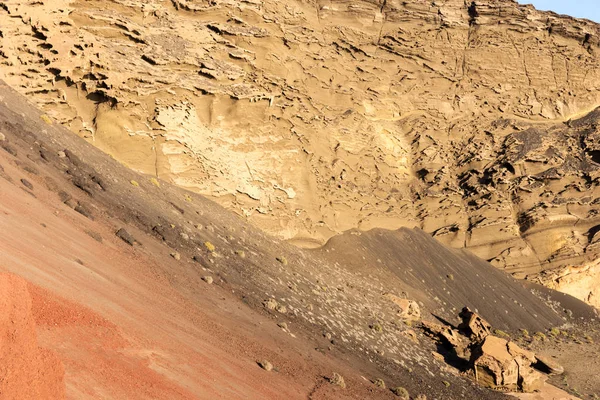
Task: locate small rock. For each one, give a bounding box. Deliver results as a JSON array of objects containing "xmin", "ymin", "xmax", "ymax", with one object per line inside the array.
[
  {"xmin": 57, "ymin": 150, "xmax": 66, "ymax": 158},
  {"xmin": 0, "ymin": 132, "xmax": 5, "ymax": 141},
  {"xmin": 235, "ymin": 249, "xmax": 246, "ymax": 258},
  {"xmin": 171, "ymin": 252, "xmax": 181, "ymax": 260},
  {"xmin": 20, "ymin": 179, "xmax": 33, "ymax": 190},
  {"xmin": 58, "ymin": 191, "xmax": 72, "ymax": 203},
  {"xmin": 85, "ymin": 230, "xmax": 103, "ymax": 243},
  {"xmin": 402, "ymin": 329, "xmax": 419, "ymax": 343},
  {"xmin": 277, "ymin": 322, "xmax": 288, "ymax": 330},
  {"xmin": 192, "ymin": 254, "xmax": 205, "ymax": 264},
  {"xmin": 327, "ymin": 372, "xmax": 346, "ymax": 389},
  {"xmin": 1, "ymin": 142, "xmax": 17, "ymax": 156},
  {"xmin": 64, "ymin": 198, "xmax": 78, "ymax": 209},
  {"xmin": 202, "ymin": 276, "xmax": 213, "ymax": 284},
  {"xmin": 385, "ymin": 294, "xmax": 421, "ymax": 321},
  {"xmin": 116, "ymin": 228, "xmax": 137, "ymax": 246},
  {"xmin": 74, "ymin": 203, "xmax": 94, "ymax": 220},
  {"xmin": 535, "ymin": 355, "xmax": 564, "ymax": 375},
  {"xmin": 276, "ymin": 256, "xmax": 288, "ymax": 265},
  {"xmin": 257, "ymin": 360, "xmax": 273, "ymax": 371}
]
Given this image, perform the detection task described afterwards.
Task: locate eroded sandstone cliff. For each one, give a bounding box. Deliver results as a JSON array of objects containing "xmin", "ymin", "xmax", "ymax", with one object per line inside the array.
[{"xmin": 1, "ymin": 0, "xmax": 600, "ymax": 278}]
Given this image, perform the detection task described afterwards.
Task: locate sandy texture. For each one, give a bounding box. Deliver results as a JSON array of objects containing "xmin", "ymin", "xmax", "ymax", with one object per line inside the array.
[
  {"xmin": 0, "ymin": 0, "xmax": 600, "ymax": 282},
  {"xmin": 0, "ymin": 274, "xmax": 65, "ymax": 399}
]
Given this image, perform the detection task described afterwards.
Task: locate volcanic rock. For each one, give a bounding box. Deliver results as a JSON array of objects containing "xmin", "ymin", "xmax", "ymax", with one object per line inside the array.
[
  {"xmin": 2, "ymin": 0, "xmax": 600, "ymax": 292},
  {"xmin": 459, "ymin": 307, "xmax": 492, "ymax": 342}
]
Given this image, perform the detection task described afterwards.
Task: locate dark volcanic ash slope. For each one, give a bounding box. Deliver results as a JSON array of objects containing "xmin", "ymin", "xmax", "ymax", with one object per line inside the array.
[
  {"xmin": 317, "ymin": 227, "xmax": 565, "ymax": 331},
  {"xmin": 0, "ymin": 79, "xmax": 596, "ymax": 398}
]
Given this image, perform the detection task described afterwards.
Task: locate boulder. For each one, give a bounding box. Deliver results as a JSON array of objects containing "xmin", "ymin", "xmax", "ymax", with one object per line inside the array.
[
  {"xmin": 459, "ymin": 307, "xmax": 491, "ymax": 342},
  {"xmin": 472, "ymin": 335, "xmax": 549, "ymax": 393},
  {"xmin": 421, "ymin": 321, "xmax": 470, "ymax": 361},
  {"xmin": 518, "ymin": 366, "xmax": 547, "ymax": 393},
  {"xmin": 472, "ymin": 335, "xmax": 519, "ymax": 390},
  {"xmin": 422, "ymin": 321, "xmax": 463, "ymax": 349},
  {"xmin": 385, "ymin": 294, "xmax": 421, "ymax": 321},
  {"xmin": 535, "ymin": 355, "xmax": 564, "ymax": 375},
  {"xmin": 422, "ymin": 307, "xmax": 562, "ymax": 393},
  {"xmin": 507, "ymin": 341, "xmax": 536, "ymax": 364}
]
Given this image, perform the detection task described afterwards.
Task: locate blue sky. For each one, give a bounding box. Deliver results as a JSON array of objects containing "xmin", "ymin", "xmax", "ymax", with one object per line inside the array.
[{"xmin": 522, "ymin": 1, "xmax": 600, "ymax": 22}]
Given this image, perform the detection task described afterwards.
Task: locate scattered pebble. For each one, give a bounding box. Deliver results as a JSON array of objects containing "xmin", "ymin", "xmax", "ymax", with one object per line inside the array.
[
  {"xmin": 20, "ymin": 178, "xmax": 33, "ymax": 190},
  {"xmin": 116, "ymin": 228, "xmax": 137, "ymax": 246},
  {"xmin": 276, "ymin": 256, "xmax": 288, "ymax": 266},
  {"xmin": 257, "ymin": 360, "xmax": 273, "ymax": 371}
]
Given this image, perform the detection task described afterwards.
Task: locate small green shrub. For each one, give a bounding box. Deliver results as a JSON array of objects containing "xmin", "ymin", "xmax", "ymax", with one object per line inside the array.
[
  {"xmin": 390, "ymin": 387, "xmax": 409, "ymax": 398},
  {"xmin": 204, "ymin": 241, "xmax": 215, "ymax": 252}
]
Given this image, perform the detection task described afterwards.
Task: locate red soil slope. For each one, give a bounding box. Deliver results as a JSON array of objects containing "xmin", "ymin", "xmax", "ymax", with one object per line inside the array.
[
  {"xmin": 0, "ymin": 134, "xmax": 392, "ymax": 399},
  {"xmin": 0, "ymin": 273, "xmax": 65, "ymax": 399}
]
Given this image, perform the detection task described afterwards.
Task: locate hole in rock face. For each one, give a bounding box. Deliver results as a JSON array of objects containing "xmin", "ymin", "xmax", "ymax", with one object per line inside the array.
[
  {"xmin": 586, "ymin": 149, "xmax": 600, "ymax": 164},
  {"xmin": 468, "ymin": 2, "xmax": 478, "ymax": 24},
  {"xmin": 588, "ymin": 225, "xmax": 600, "ymax": 242},
  {"xmin": 416, "ymin": 168, "xmax": 429, "ymax": 180},
  {"xmin": 583, "ymin": 33, "xmax": 591, "ymax": 46},
  {"xmin": 501, "ymin": 162, "xmax": 515, "ymax": 174}
]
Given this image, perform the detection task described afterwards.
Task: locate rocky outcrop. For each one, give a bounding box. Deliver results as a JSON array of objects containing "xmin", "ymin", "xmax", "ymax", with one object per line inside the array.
[
  {"xmin": 472, "ymin": 336, "xmax": 545, "ymax": 392},
  {"xmin": 422, "ymin": 308, "xmax": 562, "ymax": 393},
  {"xmin": 459, "ymin": 307, "xmax": 492, "ymax": 342},
  {"xmin": 1, "ymin": 0, "xmax": 600, "ymax": 287},
  {"xmin": 527, "ymin": 259, "xmax": 600, "ymax": 308}
]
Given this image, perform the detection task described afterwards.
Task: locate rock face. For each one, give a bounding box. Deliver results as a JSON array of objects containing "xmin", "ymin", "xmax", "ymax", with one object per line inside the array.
[
  {"xmin": 459, "ymin": 307, "xmax": 492, "ymax": 342},
  {"xmin": 472, "ymin": 336, "xmax": 545, "ymax": 392},
  {"xmin": 1, "ymin": 0, "xmax": 600, "ymax": 282},
  {"xmin": 528, "ymin": 259, "xmax": 600, "ymax": 308}
]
